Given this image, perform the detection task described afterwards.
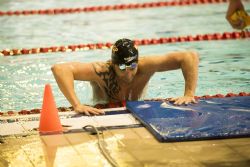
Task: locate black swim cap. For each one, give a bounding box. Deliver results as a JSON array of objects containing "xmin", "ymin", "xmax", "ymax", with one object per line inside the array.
[{"xmin": 111, "ymin": 38, "xmax": 138, "ymax": 65}]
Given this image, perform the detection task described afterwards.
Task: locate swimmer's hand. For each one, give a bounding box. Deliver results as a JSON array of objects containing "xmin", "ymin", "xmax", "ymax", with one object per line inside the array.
[
  {"xmin": 169, "ymin": 96, "xmax": 197, "ymax": 105},
  {"xmin": 226, "ymin": 0, "xmax": 247, "ymax": 30},
  {"xmin": 227, "ymin": 17, "xmax": 246, "ymax": 30},
  {"xmin": 74, "ymin": 104, "xmax": 104, "ymax": 115}
]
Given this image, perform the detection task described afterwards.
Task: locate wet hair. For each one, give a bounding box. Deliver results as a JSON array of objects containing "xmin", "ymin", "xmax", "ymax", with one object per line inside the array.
[{"xmin": 111, "ymin": 38, "xmax": 138, "ymax": 65}]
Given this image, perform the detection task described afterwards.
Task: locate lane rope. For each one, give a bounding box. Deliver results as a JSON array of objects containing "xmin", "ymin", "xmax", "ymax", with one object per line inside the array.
[
  {"xmin": 0, "ymin": 92, "xmax": 249, "ymax": 116},
  {"xmin": 1, "ymin": 31, "xmax": 249, "ymax": 57},
  {"xmin": 0, "ymin": 0, "xmax": 228, "ymax": 17}
]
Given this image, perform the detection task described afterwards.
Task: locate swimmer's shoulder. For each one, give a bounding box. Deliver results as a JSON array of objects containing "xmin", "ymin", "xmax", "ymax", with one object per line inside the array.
[
  {"xmin": 138, "ymin": 56, "xmax": 157, "ymax": 74},
  {"xmin": 138, "ymin": 55, "xmax": 156, "ymax": 63},
  {"xmin": 92, "ymin": 60, "xmax": 112, "ymax": 74}
]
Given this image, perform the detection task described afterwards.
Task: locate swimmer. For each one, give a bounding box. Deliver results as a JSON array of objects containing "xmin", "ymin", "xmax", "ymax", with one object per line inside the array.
[{"xmin": 52, "ymin": 38, "xmax": 199, "ymax": 115}]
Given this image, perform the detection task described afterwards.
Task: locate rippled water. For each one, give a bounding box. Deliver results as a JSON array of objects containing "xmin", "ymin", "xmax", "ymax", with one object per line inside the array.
[{"xmin": 0, "ymin": 0, "xmax": 250, "ymax": 111}]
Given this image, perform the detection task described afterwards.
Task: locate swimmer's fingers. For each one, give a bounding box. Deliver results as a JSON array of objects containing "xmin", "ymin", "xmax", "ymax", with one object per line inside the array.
[
  {"xmin": 187, "ymin": 97, "xmax": 197, "ymax": 105},
  {"xmin": 75, "ymin": 108, "xmax": 90, "ymax": 116},
  {"xmin": 169, "ymin": 97, "xmax": 178, "ymax": 102},
  {"xmin": 169, "ymin": 97, "xmax": 185, "ymax": 105},
  {"xmin": 87, "ymin": 107, "xmax": 105, "ymax": 115},
  {"xmin": 174, "ymin": 98, "xmax": 185, "ymax": 105},
  {"xmin": 191, "ymin": 98, "xmax": 198, "ymax": 104},
  {"xmin": 228, "ymin": 19, "xmax": 246, "ymax": 30},
  {"xmin": 232, "ymin": 22, "xmax": 245, "ymax": 29},
  {"xmin": 174, "ymin": 98, "xmax": 189, "ymax": 105},
  {"xmin": 84, "ymin": 111, "xmax": 90, "ymax": 116},
  {"xmin": 170, "ymin": 96, "xmax": 197, "ymax": 105},
  {"xmin": 189, "ymin": 99, "xmax": 197, "ymax": 105},
  {"xmin": 83, "ymin": 107, "xmax": 104, "ymax": 115},
  {"xmin": 74, "ymin": 105, "xmax": 104, "ymax": 115}
]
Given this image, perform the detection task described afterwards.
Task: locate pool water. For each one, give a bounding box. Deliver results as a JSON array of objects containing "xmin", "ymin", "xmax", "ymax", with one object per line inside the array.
[{"xmin": 0, "ymin": 0, "xmax": 250, "ymax": 112}]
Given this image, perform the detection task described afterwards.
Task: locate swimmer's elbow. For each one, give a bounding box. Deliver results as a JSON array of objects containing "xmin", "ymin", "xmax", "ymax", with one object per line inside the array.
[
  {"xmin": 192, "ymin": 51, "xmax": 199, "ymax": 62},
  {"xmin": 51, "ymin": 64, "xmax": 63, "ymax": 76},
  {"xmin": 188, "ymin": 51, "xmax": 199, "ymax": 65}
]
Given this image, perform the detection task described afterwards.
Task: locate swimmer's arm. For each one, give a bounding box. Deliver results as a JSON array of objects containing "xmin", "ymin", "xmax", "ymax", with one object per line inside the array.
[
  {"xmin": 51, "ymin": 62, "xmax": 103, "ymax": 115},
  {"xmin": 170, "ymin": 51, "xmax": 199, "ymax": 104},
  {"xmin": 144, "ymin": 51, "xmax": 199, "ymax": 104}
]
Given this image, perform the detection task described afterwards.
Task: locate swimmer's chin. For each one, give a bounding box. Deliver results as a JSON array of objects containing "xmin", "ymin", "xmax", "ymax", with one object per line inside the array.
[{"xmin": 120, "ymin": 77, "xmax": 134, "ymax": 83}]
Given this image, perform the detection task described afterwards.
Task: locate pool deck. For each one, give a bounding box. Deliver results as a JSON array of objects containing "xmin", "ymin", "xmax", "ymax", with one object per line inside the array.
[{"xmin": 0, "ymin": 127, "xmax": 249, "ymax": 167}]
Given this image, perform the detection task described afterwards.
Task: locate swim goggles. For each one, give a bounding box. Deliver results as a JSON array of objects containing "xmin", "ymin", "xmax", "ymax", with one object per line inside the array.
[{"xmin": 118, "ymin": 62, "xmax": 137, "ymax": 71}]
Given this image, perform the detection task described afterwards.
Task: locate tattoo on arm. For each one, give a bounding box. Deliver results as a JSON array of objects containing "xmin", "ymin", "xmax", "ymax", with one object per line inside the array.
[{"xmin": 93, "ymin": 63, "xmax": 120, "ymax": 101}]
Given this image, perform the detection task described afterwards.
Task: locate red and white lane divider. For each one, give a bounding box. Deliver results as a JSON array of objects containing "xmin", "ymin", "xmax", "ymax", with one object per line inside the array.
[
  {"xmin": 0, "ymin": 92, "xmax": 249, "ymax": 116},
  {"xmin": 0, "ymin": 0, "xmax": 228, "ymax": 17},
  {"xmin": 1, "ymin": 31, "xmax": 249, "ymax": 57}
]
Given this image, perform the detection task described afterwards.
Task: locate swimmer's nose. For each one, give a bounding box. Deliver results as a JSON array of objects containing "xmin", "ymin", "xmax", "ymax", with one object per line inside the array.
[
  {"xmin": 124, "ymin": 69, "xmax": 135, "ymax": 78},
  {"xmin": 124, "ymin": 68, "xmax": 134, "ymax": 75},
  {"xmin": 125, "ymin": 67, "xmax": 135, "ymax": 72}
]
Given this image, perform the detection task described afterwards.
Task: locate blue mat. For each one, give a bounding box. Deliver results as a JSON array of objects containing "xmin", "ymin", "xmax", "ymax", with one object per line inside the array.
[{"xmin": 126, "ymin": 96, "xmax": 250, "ymax": 142}]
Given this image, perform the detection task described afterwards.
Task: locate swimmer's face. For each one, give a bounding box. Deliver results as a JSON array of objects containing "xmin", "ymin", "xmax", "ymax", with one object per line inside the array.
[{"xmin": 113, "ymin": 62, "xmax": 138, "ymax": 83}]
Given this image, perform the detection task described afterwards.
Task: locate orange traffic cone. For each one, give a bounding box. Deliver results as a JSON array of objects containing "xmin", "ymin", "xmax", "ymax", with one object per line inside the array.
[{"xmin": 39, "ymin": 84, "xmax": 63, "ymax": 135}]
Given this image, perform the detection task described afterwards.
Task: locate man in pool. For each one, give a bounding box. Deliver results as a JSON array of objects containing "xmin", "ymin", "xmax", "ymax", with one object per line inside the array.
[{"xmin": 52, "ymin": 38, "xmax": 199, "ymax": 115}]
